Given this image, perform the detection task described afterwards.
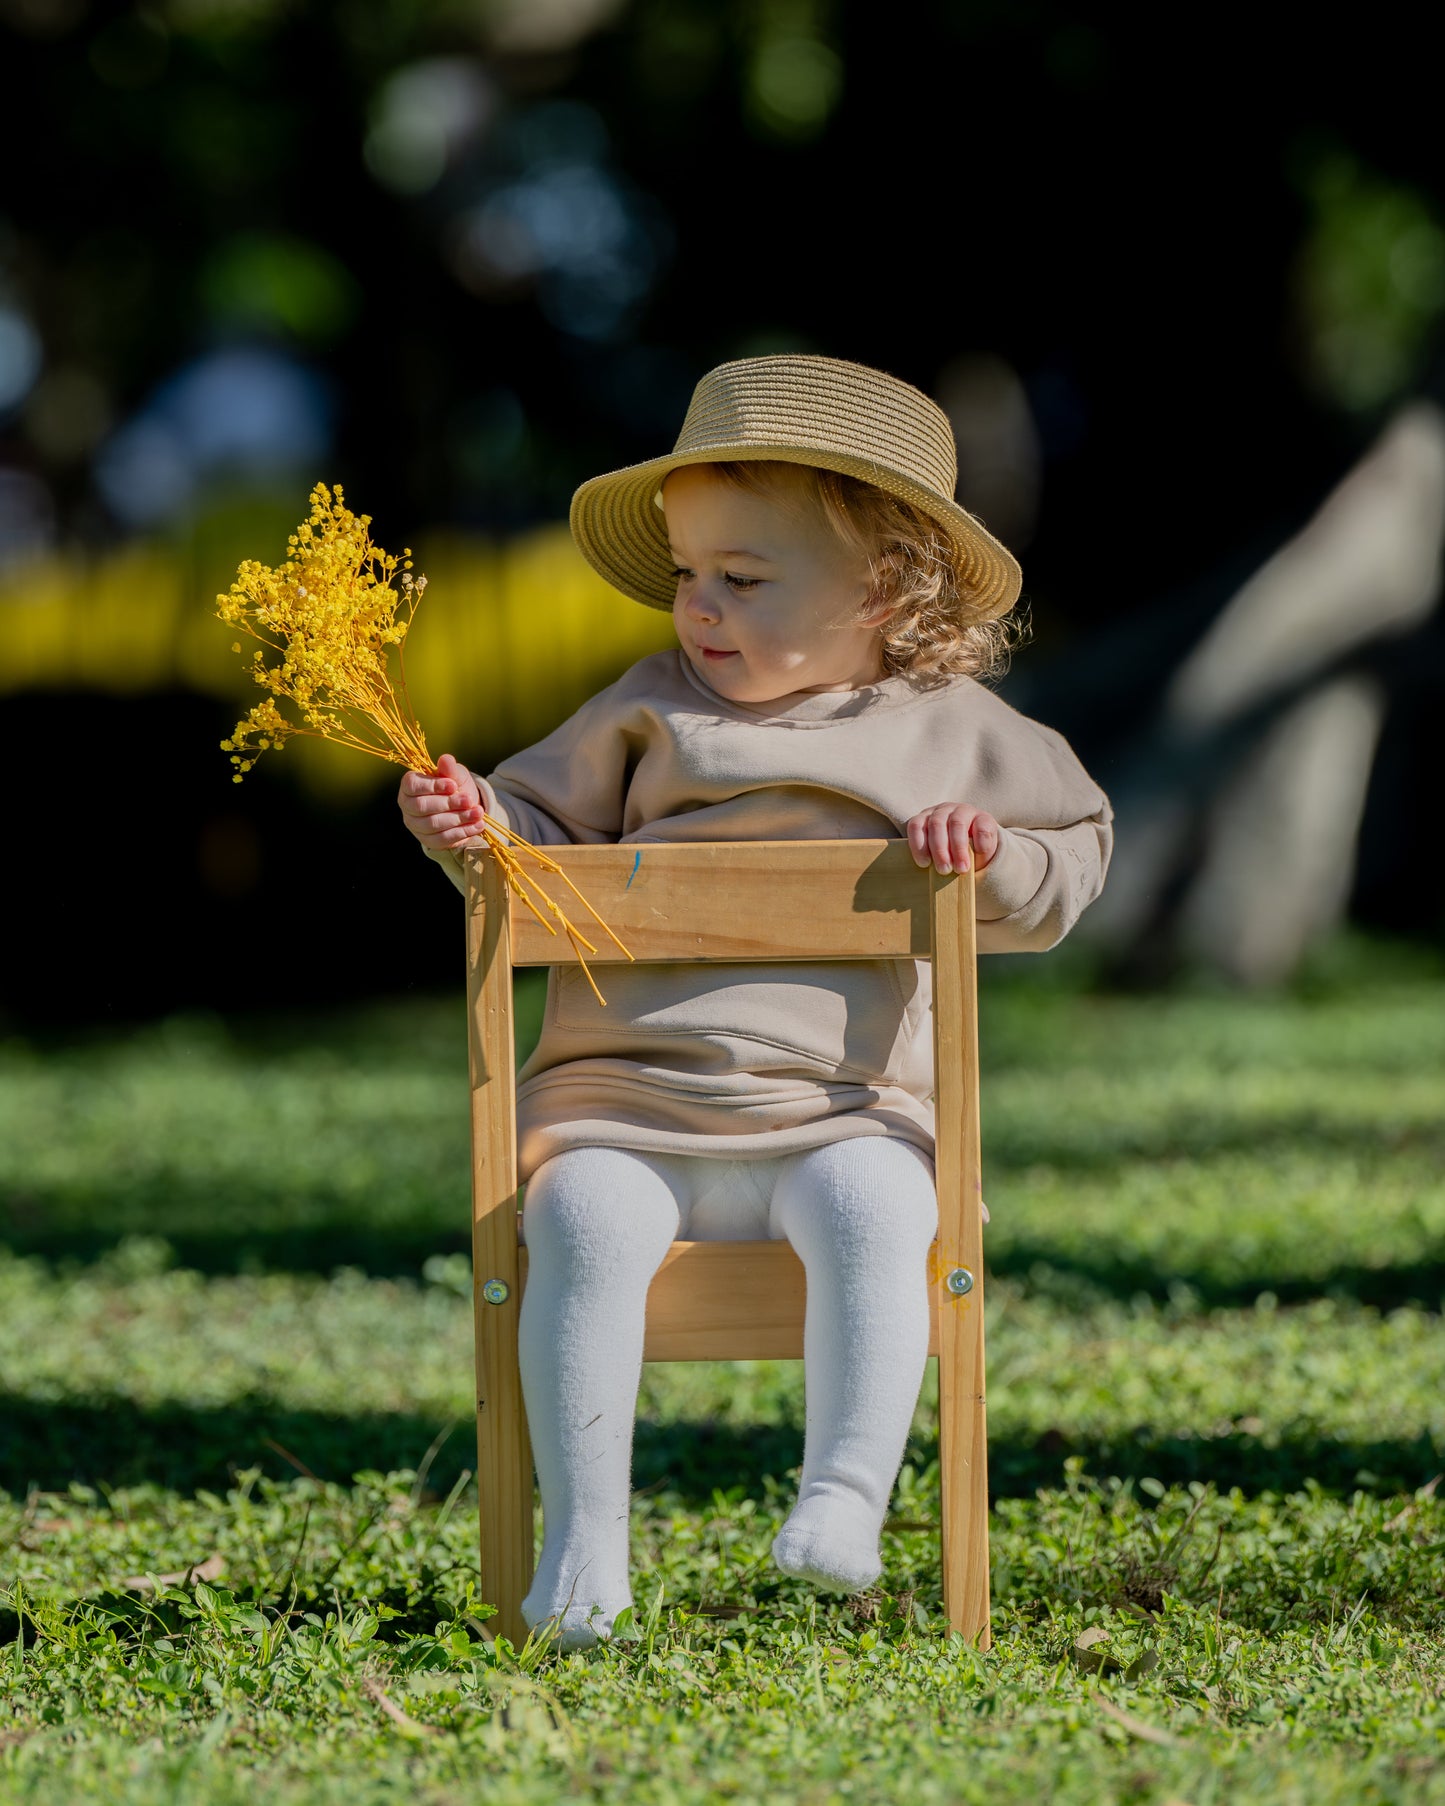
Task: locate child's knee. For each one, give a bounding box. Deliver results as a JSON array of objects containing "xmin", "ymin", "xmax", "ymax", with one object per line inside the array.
[
  {"xmin": 521, "ymin": 1147, "xmax": 682, "ymax": 1275},
  {"xmin": 770, "ymin": 1138, "xmax": 937, "ymax": 1253}
]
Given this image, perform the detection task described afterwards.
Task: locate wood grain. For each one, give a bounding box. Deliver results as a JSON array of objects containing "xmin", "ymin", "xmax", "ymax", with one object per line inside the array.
[
  {"xmin": 468, "ymin": 850, "xmax": 535, "ymax": 1649},
  {"xmin": 515, "ymin": 1240, "xmax": 945, "ymax": 1362},
  {"xmin": 931, "ymin": 867, "xmax": 990, "ymax": 1649},
  {"xmin": 465, "ymin": 839, "xmax": 930, "ymax": 965}
]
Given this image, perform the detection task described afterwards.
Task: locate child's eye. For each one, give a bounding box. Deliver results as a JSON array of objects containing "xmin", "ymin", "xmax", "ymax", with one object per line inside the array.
[
  {"xmin": 725, "ymin": 573, "xmax": 759, "ymax": 592},
  {"xmin": 670, "ymin": 565, "xmax": 694, "ymax": 582}
]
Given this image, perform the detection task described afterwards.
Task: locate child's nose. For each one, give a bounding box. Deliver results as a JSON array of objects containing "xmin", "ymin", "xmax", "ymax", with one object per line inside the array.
[{"xmin": 683, "ymin": 586, "xmax": 721, "ymax": 623}]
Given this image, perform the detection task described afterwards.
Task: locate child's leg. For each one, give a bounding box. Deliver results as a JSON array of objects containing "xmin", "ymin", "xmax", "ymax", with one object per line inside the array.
[
  {"xmin": 767, "ymin": 1138, "xmax": 937, "ymax": 1592},
  {"xmin": 517, "ymin": 1147, "xmax": 685, "ymax": 1649}
]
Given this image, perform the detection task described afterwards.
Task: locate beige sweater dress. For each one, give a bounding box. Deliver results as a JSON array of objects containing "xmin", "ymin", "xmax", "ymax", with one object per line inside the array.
[{"xmin": 428, "ymin": 650, "xmax": 1112, "ymax": 1178}]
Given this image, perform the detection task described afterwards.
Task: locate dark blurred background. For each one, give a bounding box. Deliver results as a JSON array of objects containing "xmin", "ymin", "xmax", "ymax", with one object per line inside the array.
[{"xmin": 3, "ymin": 0, "xmax": 1444, "ymax": 1028}]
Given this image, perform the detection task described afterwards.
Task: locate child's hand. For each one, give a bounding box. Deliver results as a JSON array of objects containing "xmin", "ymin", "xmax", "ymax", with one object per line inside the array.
[
  {"xmin": 398, "ymin": 752, "xmax": 487, "ymax": 851},
  {"xmin": 906, "ymin": 804, "xmax": 1001, "ymax": 874}
]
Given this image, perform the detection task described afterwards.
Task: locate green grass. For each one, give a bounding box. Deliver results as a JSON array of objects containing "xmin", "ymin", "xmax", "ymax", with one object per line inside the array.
[{"xmin": 3, "ymin": 940, "xmax": 1445, "ymax": 1802}]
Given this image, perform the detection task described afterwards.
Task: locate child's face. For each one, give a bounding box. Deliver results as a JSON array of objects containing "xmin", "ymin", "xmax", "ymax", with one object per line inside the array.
[{"xmin": 662, "ymin": 464, "xmax": 884, "ymax": 705}]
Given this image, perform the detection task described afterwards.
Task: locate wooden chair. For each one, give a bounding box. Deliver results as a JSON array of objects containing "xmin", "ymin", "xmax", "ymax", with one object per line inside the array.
[{"xmin": 465, "ymin": 840, "xmax": 989, "ymax": 1649}]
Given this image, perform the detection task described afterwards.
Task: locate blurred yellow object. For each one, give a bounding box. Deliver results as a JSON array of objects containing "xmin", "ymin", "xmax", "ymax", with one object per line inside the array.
[{"xmin": 0, "ymin": 511, "xmax": 675, "ymax": 797}]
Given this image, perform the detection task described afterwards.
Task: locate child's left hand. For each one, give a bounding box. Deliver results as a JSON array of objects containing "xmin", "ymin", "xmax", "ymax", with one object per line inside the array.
[{"xmin": 906, "ymin": 805, "xmax": 1001, "ymax": 874}]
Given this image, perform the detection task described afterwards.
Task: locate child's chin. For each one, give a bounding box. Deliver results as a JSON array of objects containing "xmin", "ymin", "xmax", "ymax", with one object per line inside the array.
[{"xmin": 691, "ymin": 652, "xmax": 748, "ymax": 689}]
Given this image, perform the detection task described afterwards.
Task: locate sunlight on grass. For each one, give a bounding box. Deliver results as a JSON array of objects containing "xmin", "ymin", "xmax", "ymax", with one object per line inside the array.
[{"xmin": 2, "ymin": 944, "xmax": 1444, "ymax": 1802}]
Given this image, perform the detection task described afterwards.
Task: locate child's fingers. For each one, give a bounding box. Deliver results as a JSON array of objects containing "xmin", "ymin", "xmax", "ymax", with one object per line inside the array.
[
  {"xmin": 910, "ymin": 805, "xmax": 991, "ymax": 873},
  {"xmin": 423, "ymin": 804, "xmax": 484, "ymax": 834},
  {"xmin": 399, "ymin": 768, "xmax": 455, "ymax": 799},
  {"xmin": 926, "ymin": 811, "xmax": 958, "ymax": 873},
  {"xmin": 969, "ymin": 813, "xmax": 1001, "ymax": 869},
  {"xmin": 399, "ymin": 787, "xmax": 451, "ymax": 821},
  {"xmin": 410, "ymin": 791, "xmax": 478, "ymax": 819},
  {"xmin": 436, "ymin": 753, "xmax": 473, "ymax": 788}
]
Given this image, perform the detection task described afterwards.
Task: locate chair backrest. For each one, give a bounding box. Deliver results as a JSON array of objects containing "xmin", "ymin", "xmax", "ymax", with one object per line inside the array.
[
  {"xmin": 464, "ymin": 841, "xmax": 982, "ymax": 1349},
  {"xmin": 503, "ymin": 838, "xmax": 933, "ymax": 966}
]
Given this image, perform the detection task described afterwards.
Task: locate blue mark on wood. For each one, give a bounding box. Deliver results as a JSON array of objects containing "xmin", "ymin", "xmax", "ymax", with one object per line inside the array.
[{"xmin": 624, "ymin": 849, "xmax": 642, "ymax": 890}]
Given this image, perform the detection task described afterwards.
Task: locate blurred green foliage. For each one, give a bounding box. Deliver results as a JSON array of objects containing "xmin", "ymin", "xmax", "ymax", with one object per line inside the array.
[{"xmin": 1294, "ymin": 147, "xmax": 1445, "ymax": 411}]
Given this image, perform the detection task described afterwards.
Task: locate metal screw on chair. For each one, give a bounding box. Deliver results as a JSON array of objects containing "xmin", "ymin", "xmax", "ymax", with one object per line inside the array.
[
  {"xmin": 945, "ymin": 1267, "xmax": 974, "ymax": 1297},
  {"xmin": 481, "ymin": 1279, "xmax": 510, "ymax": 1305}
]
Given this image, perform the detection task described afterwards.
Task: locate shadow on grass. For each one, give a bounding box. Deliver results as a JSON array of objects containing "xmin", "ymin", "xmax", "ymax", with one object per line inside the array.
[
  {"xmin": 985, "ymin": 1243, "xmax": 1445, "ymax": 1312},
  {"xmin": 6, "ymin": 1213, "xmax": 1445, "ymax": 1312},
  {"xmin": 0, "ymin": 1581, "xmax": 473, "ymax": 1652},
  {"xmin": 0, "ymin": 1217, "xmax": 473, "ymax": 1282},
  {"xmin": 984, "ymin": 1118, "xmax": 1445, "ymax": 1179},
  {"xmin": 3, "ymin": 1395, "xmax": 1439, "ymax": 1504}
]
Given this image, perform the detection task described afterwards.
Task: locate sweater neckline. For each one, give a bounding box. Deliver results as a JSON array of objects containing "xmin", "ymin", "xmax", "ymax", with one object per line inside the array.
[{"xmin": 674, "ymin": 650, "xmax": 936, "ymax": 723}]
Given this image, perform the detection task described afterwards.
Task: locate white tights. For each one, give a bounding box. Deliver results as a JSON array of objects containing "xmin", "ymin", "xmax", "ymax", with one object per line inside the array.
[{"xmin": 516, "ymin": 1138, "xmax": 938, "ymax": 1649}]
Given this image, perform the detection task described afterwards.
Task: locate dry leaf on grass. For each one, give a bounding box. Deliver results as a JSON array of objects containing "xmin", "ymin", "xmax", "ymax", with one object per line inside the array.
[
  {"xmin": 1385, "ymin": 1474, "xmax": 1441, "ymax": 1532},
  {"xmin": 120, "ymin": 1555, "xmax": 224, "ymax": 1591},
  {"xmin": 1094, "ymin": 1695, "xmax": 1183, "ymax": 1748},
  {"xmin": 361, "ymin": 1675, "xmax": 439, "ymax": 1739},
  {"xmin": 1072, "ymin": 1627, "xmax": 1160, "ymax": 1680}
]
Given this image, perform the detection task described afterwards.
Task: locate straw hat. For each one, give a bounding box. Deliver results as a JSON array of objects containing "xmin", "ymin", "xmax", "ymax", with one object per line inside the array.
[{"xmin": 570, "ymin": 354, "xmax": 1022, "ymax": 618}]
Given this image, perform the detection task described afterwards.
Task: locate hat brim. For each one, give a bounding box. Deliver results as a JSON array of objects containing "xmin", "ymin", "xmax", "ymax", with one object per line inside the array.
[{"xmin": 570, "ymin": 444, "xmax": 1022, "ymax": 619}]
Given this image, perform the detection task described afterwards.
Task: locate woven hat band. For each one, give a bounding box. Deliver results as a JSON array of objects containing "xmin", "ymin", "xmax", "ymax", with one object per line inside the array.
[{"xmin": 674, "ymin": 356, "xmax": 959, "ymax": 498}]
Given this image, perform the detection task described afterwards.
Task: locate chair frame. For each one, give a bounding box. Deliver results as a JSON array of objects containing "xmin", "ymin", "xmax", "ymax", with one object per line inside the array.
[{"xmin": 465, "ymin": 839, "xmax": 989, "ymax": 1648}]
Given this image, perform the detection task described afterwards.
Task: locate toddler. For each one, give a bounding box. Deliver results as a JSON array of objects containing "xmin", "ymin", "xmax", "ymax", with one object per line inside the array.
[{"xmin": 399, "ymin": 355, "xmax": 1112, "ymax": 1649}]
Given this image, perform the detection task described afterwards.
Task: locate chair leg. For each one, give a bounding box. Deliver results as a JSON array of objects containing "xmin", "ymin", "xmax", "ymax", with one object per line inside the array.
[
  {"xmin": 474, "ymin": 1274, "xmax": 535, "ymax": 1648},
  {"xmin": 931, "ymin": 868, "xmax": 991, "ymax": 1648},
  {"xmin": 937, "ymin": 1300, "xmax": 990, "ymax": 1648},
  {"xmin": 468, "ymin": 849, "xmax": 534, "ymax": 1648}
]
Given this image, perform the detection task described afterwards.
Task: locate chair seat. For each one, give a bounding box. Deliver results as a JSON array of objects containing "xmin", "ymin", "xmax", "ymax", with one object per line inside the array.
[{"xmin": 515, "ymin": 1240, "xmax": 946, "ymax": 1361}]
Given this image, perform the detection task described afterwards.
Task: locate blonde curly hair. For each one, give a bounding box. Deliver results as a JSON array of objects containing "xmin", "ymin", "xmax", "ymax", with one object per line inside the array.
[{"xmin": 707, "ymin": 460, "xmax": 1029, "ymax": 684}]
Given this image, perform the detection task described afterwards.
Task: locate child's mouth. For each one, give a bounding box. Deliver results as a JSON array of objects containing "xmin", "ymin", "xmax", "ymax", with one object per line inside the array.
[{"xmin": 700, "ymin": 647, "xmax": 738, "ymax": 661}]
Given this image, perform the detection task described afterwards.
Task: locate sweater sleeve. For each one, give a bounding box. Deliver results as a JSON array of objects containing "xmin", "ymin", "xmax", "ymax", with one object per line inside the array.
[
  {"xmin": 422, "ymin": 677, "xmax": 636, "ymax": 898},
  {"xmin": 963, "ymin": 707, "xmax": 1114, "ymax": 954},
  {"xmin": 972, "ymin": 811, "xmax": 1113, "ymax": 952}
]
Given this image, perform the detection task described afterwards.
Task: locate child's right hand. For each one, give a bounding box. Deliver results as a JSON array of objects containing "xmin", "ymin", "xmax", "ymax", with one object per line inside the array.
[{"xmin": 397, "ymin": 752, "xmax": 487, "ymax": 852}]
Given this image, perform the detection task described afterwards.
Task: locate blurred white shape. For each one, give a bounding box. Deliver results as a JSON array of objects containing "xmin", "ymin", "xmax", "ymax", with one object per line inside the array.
[
  {"xmin": 0, "ymin": 306, "xmax": 43, "ymax": 411},
  {"xmin": 449, "ymin": 151, "xmax": 664, "ymax": 338},
  {"xmin": 1166, "ymin": 401, "xmax": 1445, "ymax": 733},
  {"xmin": 95, "ymin": 348, "xmax": 330, "ymax": 527},
  {"xmin": 481, "ymin": 0, "xmax": 626, "ymax": 53},
  {"xmin": 1180, "ymin": 675, "xmax": 1387, "ymax": 985},
  {"xmin": 94, "ymin": 420, "xmax": 191, "ymax": 527},
  {"xmin": 451, "ymin": 204, "xmax": 540, "ymax": 287},
  {"xmin": 935, "ymin": 354, "xmax": 1042, "ymax": 552},
  {"xmin": 518, "ymin": 166, "xmax": 624, "ymax": 260},
  {"xmin": 1082, "ymin": 399, "xmax": 1445, "ymax": 979},
  {"xmin": 365, "ymin": 58, "xmax": 496, "ymax": 196}
]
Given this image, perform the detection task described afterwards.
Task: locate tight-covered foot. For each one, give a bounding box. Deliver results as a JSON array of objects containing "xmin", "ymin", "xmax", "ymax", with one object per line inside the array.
[
  {"xmin": 521, "ymin": 1580, "xmax": 631, "ymax": 1652},
  {"xmin": 771, "ymin": 1487, "xmax": 883, "ymax": 1593}
]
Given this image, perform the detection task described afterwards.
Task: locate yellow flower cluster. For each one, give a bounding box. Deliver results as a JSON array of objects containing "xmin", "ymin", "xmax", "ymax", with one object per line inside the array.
[
  {"xmin": 217, "ymin": 483, "xmax": 629, "ymax": 999},
  {"xmin": 218, "ymin": 482, "xmax": 432, "ymax": 777}
]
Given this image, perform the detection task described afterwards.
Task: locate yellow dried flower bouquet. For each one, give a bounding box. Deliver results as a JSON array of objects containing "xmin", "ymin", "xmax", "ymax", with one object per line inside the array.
[{"xmin": 217, "ymin": 483, "xmax": 629, "ymax": 999}]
